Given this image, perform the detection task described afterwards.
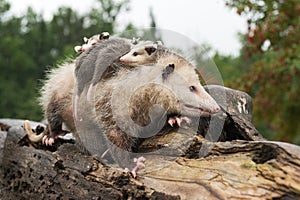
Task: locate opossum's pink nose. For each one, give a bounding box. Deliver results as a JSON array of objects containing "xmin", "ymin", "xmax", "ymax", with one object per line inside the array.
[
  {"xmin": 214, "ymin": 106, "xmax": 221, "ymax": 113},
  {"xmin": 119, "ymin": 57, "xmax": 125, "ymax": 62}
]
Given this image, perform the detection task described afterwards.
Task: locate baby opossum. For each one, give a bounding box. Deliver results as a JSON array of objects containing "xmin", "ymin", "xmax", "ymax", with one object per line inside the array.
[
  {"xmin": 119, "ymin": 41, "xmax": 163, "ymax": 66},
  {"xmin": 75, "ymin": 37, "xmax": 132, "ymax": 97},
  {"xmin": 74, "ymin": 32, "xmax": 110, "ymax": 53}
]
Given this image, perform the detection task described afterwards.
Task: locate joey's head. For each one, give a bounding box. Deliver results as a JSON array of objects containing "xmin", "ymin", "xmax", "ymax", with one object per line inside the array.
[
  {"xmin": 119, "ymin": 42, "xmax": 159, "ymax": 66},
  {"xmin": 161, "ymin": 63, "xmax": 220, "ymax": 117},
  {"xmin": 74, "ymin": 32, "xmax": 110, "ymax": 53}
]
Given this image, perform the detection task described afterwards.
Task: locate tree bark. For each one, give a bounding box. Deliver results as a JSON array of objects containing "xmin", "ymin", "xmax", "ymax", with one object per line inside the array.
[{"xmin": 0, "ymin": 119, "xmax": 299, "ymax": 199}]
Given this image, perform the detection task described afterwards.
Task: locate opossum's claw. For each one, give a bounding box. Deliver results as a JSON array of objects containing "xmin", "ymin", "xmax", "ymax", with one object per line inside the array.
[
  {"xmin": 131, "ymin": 156, "xmax": 146, "ymax": 178},
  {"xmin": 168, "ymin": 118, "xmax": 177, "ymax": 127},
  {"xmin": 124, "ymin": 156, "xmax": 146, "ymax": 178},
  {"xmin": 42, "ymin": 135, "xmax": 55, "ymax": 146},
  {"xmin": 175, "ymin": 117, "xmax": 182, "ymax": 127},
  {"xmin": 181, "ymin": 116, "xmax": 191, "ymax": 125},
  {"xmin": 168, "ymin": 116, "xmax": 191, "ymax": 127}
]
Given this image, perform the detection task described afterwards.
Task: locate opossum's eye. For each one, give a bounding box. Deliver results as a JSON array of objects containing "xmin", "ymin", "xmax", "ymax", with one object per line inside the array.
[
  {"xmin": 189, "ymin": 86, "xmax": 197, "ymax": 92},
  {"xmin": 133, "ymin": 52, "xmax": 139, "ymax": 56}
]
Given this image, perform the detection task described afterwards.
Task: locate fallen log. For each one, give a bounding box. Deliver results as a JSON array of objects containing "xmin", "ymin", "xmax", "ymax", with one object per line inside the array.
[
  {"xmin": 0, "ymin": 119, "xmax": 299, "ymax": 199},
  {"xmin": 0, "ymin": 86, "xmax": 299, "ymax": 199}
]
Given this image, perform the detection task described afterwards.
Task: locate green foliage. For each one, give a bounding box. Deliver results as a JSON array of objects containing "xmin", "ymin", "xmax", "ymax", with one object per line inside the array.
[
  {"xmin": 213, "ymin": 53, "xmax": 242, "ymax": 84},
  {"xmin": 0, "ymin": 0, "xmax": 131, "ymax": 121},
  {"xmin": 226, "ymin": 0, "xmax": 300, "ymax": 144}
]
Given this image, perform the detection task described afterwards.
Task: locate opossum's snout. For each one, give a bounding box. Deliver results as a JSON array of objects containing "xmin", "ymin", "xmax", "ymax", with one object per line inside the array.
[
  {"xmin": 210, "ymin": 104, "xmax": 221, "ymax": 114},
  {"xmin": 119, "ymin": 56, "xmax": 126, "ymax": 62},
  {"xmin": 214, "ymin": 105, "xmax": 221, "ymax": 113},
  {"xmin": 184, "ymin": 102, "xmax": 220, "ymax": 116},
  {"xmin": 183, "ymin": 84, "xmax": 221, "ymax": 116}
]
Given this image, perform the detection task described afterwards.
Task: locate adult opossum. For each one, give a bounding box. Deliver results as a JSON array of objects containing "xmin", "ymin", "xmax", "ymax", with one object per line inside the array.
[
  {"xmin": 81, "ymin": 60, "xmax": 220, "ymax": 171},
  {"xmin": 28, "ymin": 37, "xmax": 220, "ymax": 175}
]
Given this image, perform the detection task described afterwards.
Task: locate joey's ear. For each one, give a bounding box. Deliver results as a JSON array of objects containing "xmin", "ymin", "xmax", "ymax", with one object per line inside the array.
[
  {"xmin": 83, "ymin": 37, "xmax": 88, "ymax": 43},
  {"xmin": 100, "ymin": 32, "xmax": 110, "ymax": 40},
  {"xmin": 132, "ymin": 37, "xmax": 140, "ymax": 45},
  {"xmin": 145, "ymin": 46, "xmax": 157, "ymax": 55},
  {"xmin": 162, "ymin": 64, "xmax": 175, "ymax": 80}
]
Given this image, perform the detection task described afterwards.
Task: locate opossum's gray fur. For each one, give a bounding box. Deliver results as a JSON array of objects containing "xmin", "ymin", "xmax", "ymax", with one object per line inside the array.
[
  {"xmin": 76, "ymin": 54, "xmax": 220, "ymax": 168},
  {"xmin": 39, "ymin": 37, "xmax": 220, "ymax": 169},
  {"xmin": 75, "ymin": 37, "xmax": 132, "ymax": 96},
  {"xmin": 39, "ymin": 62, "xmax": 76, "ymax": 134}
]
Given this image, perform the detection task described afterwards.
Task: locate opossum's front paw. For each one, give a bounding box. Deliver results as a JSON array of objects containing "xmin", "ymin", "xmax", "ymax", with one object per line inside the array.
[
  {"xmin": 168, "ymin": 116, "xmax": 191, "ymax": 127},
  {"xmin": 42, "ymin": 130, "xmax": 69, "ymax": 146},
  {"xmin": 124, "ymin": 156, "xmax": 146, "ymax": 178},
  {"xmin": 42, "ymin": 135, "xmax": 55, "ymax": 146}
]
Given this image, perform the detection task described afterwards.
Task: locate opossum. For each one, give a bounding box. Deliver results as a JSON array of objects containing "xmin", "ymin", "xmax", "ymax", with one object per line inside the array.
[
  {"xmin": 28, "ymin": 36, "xmax": 221, "ymax": 174},
  {"xmin": 25, "ymin": 37, "xmax": 132, "ymax": 145},
  {"xmin": 75, "ymin": 37, "xmax": 132, "ymax": 96},
  {"xmin": 75, "ymin": 38, "xmax": 162, "ymax": 96},
  {"xmin": 74, "ymin": 32, "xmax": 110, "ymax": 53},
  {"xmin": 87, "ymin": 61, "xmax": 220, "ymax": 171},
  {"xmin": 119, "ymin": 41, "xmax": 163, "ymax": 66}
]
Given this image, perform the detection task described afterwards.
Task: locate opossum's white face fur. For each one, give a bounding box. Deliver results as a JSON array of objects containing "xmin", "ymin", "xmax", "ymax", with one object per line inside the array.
[
  {"xmin": 119, "ymin": 60, "xmax": 220, "ymax": 124},
  {"xmin": 119, "ymin": 42, "xmax": 158, "ymax": 66},
  {"xmin": 162, "ymin": 64, "xmax": 220, "ymax": 116}
]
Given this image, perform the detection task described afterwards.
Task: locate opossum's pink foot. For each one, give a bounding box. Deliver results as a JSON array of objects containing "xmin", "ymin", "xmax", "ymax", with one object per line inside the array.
[
  {"xmin": 42, "ymin": 131, "xmax": 69, "ymax": 146},
  {"xmin": 124, "ymin": 156, "xmax": 146, "ymax": 178},
  {"xmin": 168, "ymin": 116, "xmax": 191, "ymax": 127},
  {"xmin": 42, "ymin": 135, "xmax": 55, "ymax": 146}
]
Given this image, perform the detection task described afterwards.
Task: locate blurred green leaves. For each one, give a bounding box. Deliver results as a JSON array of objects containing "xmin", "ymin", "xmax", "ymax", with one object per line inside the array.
[
  {"xmin": 0, "ymin": 0, "xmax": 131, "ymax": 121},
  {"xmin": 224, "ymin": 0, "xmax": 300, "ymax": 144}
]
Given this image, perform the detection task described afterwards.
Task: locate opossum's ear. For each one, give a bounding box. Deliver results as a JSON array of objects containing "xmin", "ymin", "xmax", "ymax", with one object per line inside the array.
[
  {"xmin": 162, "ymin": 64, "xmax": 175, "ymax": 80},
  {"xmin": 100, "ymin": 32, "xmax": 110, "ymax": 40},
  {"xmin": 74, "ymin": 45, "xmax": 82, "ymax": 53},
  {"xmin": 83, "ymin": 37, "xmax": 88, "ymax": 43},
  {"xmin": 145, "ymin": 46, "xmax": 157, "ymax": 55},
  {"xmin": 132, "ymin": 37, "xmax": 140, "ymax": 45}
]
